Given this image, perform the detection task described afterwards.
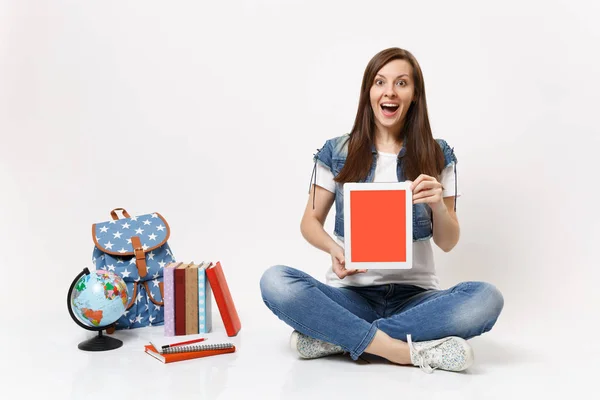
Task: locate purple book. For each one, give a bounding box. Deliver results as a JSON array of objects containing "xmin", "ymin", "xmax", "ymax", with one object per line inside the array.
[{"xmin": 163, "ymin": 262, "xmax": 181, "ymax": 336}]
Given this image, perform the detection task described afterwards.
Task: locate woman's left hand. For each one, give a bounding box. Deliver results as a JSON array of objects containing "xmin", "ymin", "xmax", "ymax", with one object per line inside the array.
[{"xmin": 409, "ymin": 174, "xmax": 446, "ymax": 213}]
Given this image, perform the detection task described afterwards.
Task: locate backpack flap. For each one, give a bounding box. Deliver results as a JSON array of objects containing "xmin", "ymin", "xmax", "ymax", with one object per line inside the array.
[{"xmin": 92, "ymin": 212, "xmax": 171, "ymax": 278}]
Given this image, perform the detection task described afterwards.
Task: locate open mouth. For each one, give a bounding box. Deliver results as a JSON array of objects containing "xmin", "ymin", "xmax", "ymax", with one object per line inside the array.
[{"xmin": 380, "ymin": 103, "xmax": 400, "ymax": 117}]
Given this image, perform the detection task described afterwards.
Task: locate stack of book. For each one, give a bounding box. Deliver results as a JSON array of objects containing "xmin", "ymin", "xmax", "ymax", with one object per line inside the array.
[
  {"xmin": 145, "ymin": 339, "xmax": 236, "ymax": 364},
  {"xmin": 163, "ymin": 261, "xmax": 241, "ymax": 337}
]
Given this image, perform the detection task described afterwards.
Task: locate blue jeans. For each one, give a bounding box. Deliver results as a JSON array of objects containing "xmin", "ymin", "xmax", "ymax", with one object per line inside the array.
[{"xmin": 260, "ymin": 265, "xmax": 504, "ymax": 361}]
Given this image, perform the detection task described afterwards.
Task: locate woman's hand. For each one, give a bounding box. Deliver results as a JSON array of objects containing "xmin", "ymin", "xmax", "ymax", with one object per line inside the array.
[
  {"xmin": 330, "ymin": 244, "xmax": 367, "ymax": 279},
  {"xmin": 409, "ymin": 174, "xmax": 446, "ymax": 213}
]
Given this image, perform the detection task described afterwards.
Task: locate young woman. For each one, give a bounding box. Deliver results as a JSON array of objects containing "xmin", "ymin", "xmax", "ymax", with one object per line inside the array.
[{"xmin": 260, "ymin": 47, "xmax": 504, "ymax": 373}]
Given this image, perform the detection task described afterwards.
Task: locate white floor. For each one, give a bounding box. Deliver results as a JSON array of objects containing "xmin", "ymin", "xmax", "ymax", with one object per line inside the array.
[{"xmin": 4, "ymin": 309, "xmax": 596, "ymax": 400}]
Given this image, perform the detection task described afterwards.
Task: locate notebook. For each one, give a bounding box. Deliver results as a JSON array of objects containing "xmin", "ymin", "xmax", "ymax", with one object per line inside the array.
[
  {"xmin": 343, "ymin": 182, "xmax": 413, "ymax": 270},
  {"xmin": 144, "ymin": 342, "xmax": 236, "ymax": 364},
  {"xmin": 198, "ymin": 261, "xmax": 212, "ymax": 334},
  {"xmin": 163, "ymin": 262, "xmax": 182, "ymax": 336},
  {"xmin": 206, "ymin": 261, "xmax": 241, "ymax": 337},
  {"xmin": 185, "ymin": 263, "xmax": 199, "ymax": 334},
  {"xmin": 174, "ymin": 262, "xmax": 190, "ymax": 335}
]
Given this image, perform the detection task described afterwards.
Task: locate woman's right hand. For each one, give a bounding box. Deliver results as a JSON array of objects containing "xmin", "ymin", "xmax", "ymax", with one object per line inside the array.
[{"xmin": 330, "ymin": 244, "xmax": 367, "ymax": 279}]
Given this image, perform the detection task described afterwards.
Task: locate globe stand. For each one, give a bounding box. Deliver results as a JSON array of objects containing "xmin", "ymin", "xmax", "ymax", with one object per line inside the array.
[
  {"xmin": 78, "ymin": 329, "xmax": 123, "ymax": 351},
  {"xmin": 68, "ymin": 267, "xmax": 126, "ymax": 352}
]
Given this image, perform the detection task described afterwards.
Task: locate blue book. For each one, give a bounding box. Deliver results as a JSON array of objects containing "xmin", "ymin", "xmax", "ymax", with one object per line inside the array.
[{"xmin": 198, "ymin": 261, "xmax": 213, "ymax": 333}]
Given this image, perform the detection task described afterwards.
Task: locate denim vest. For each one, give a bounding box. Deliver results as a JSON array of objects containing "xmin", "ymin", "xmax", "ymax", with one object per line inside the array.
[{"xmin": 311, "ymin": 133, "xmax": 457, "ymax": 242}]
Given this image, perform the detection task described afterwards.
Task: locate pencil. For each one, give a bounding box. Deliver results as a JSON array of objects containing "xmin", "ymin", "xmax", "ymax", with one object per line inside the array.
[{"xmin": 161, "ymin": 338, "xmax": 206, "ymax": 350}]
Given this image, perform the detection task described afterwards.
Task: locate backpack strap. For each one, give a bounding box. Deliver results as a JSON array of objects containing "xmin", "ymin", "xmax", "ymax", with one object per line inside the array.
[
  {"xmin": 125, "ymin": 282, "xmax": 138, "ymax": 310},
  {"xmin": 124, "ymin": 281, "xmax": 164, "ymax": 309},
  {"xmin": 110, "ymin": 208, "xmax": 131, "ymax": 220},
  {"xmin": 130, "ymin": 236, "xmax": 148, "ymax": 278},
  {"xmin": 144, "ymin": 281, "xmax": 165, "ymax": 306}
]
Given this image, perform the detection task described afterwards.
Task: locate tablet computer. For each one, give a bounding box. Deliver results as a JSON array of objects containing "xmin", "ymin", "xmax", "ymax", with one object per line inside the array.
[{"xmin": 343, "ymin": 182, "xmax": 412, "ymax": 270}]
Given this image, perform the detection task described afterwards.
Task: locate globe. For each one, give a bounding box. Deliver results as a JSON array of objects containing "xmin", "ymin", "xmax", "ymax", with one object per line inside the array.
[{"xmin": 67, "ymin": 267, "xmax": 128, "ymax": 351}]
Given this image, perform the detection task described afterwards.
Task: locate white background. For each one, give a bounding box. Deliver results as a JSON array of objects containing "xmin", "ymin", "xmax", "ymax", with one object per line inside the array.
[{"xmin": 1, "ymin": 0, "xmax": 599, "ymax": 398}]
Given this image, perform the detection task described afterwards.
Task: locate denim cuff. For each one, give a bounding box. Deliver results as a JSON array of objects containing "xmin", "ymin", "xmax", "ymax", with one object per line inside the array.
[{"xmin": 350, "ymin": 320, "xmax": 379, "ymax": 360}]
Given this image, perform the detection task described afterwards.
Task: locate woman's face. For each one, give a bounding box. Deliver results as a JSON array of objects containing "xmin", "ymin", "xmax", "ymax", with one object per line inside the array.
[{"xmin": 369, "ymin": 59, "xmax": 415, "ymax": 134}]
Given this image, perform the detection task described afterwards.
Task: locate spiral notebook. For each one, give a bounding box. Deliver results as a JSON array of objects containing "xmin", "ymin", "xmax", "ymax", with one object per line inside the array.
[{"xmin": 145, "ymin": 342, "xmax": 236, "ymax": 364}]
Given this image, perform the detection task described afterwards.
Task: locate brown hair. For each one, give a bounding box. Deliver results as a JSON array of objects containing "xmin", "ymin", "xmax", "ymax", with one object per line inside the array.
[{"xmin": 334, "ymin": 47, "xmax": 444, "ymax": 183}]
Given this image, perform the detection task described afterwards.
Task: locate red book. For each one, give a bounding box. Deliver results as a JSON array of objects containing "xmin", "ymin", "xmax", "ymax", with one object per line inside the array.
[
  {"xmin": 174, "ymin": 263, "xmax": 189, "ymax": 335},
  {"xmin": 206, "ymin": 261, "xmax": 241, "ymax": 337}
]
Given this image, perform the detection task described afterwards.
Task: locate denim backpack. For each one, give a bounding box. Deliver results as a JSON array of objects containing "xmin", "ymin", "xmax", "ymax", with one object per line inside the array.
[{"xmin": 92, "ymin": 208, "xmax": 175, "ymax": 331}]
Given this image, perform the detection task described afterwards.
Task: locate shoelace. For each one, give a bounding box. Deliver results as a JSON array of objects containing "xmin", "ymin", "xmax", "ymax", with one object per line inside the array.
[
  {"xmin": 308, "ymin": 148, "xmax": 321, "ymax": 210},
  {"xmin": 451, "ymin": 146, "xmax": 457, "ymax": 212},
  {"xmin": 407, "ymin": 334, "xmax": 452, "ymax": 374}
]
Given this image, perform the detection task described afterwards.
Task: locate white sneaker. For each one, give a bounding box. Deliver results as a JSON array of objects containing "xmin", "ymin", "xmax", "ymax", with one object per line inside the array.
[
  {"xmin": 407, "ymin": 334, "xmax": 474, "ymax": 373},
  {"xmin": 290, "ymin": 330, "xmax": 345, "ymax": 359}
]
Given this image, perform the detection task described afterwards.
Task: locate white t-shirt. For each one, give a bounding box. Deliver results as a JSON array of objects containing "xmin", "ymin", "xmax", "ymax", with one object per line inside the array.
[{"xmin": 315, "ymin": 151, "xmax": 461, "ymax": 289}]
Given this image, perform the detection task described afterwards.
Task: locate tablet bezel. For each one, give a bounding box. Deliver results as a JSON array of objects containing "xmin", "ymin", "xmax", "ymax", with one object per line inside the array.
[{"xmin": 343, "ymin": 182, "xmax": 413, "ymax": 270}]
